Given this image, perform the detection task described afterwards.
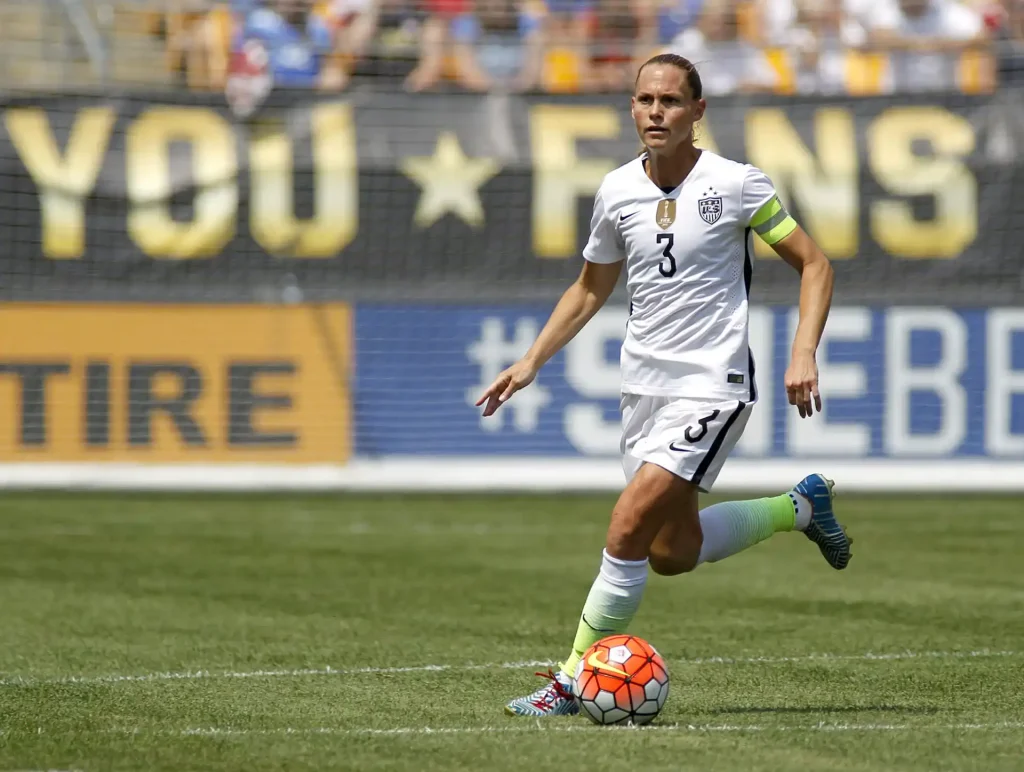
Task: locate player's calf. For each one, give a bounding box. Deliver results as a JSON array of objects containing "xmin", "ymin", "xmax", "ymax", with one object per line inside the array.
[{"xmin": 648, "ymin": 511, "xmax": 702, "ymax": 576}]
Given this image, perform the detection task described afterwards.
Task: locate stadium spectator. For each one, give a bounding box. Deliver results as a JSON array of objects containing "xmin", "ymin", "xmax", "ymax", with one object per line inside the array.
[
  {"xmin": 666, "ymin": 0, "xmax": 780, "ymax": 94},
  {"xmin": 363, "ymin": 0, "xmax": 423, "ymax": 80},
  {"xmin": 633, "ymin": 0, "xmax": 704, "ymax": 65},
  {"xmin": 199, "ymin": 0, "xmax": 359, "ymax": 101},
  {"xmin": 473, "ymin": 4, "xmax": 526, "ymax": 88},
  {"xmin": 589, "ymin": 0, "xmax": 643, "ymax": 91},
  {"xmin": 404, "ymin": 0, "xmax": 492, "ymax": 91},
  {"xmin": 839, "ymin": 0, "xmax": 874, "ymax": 47},
  {"xmin": 753, "ymin": 0, "xmax": 847, "ymax": 94},
  {"xmin": 328, "ymin": 0, "xmax": 383, "ymax": 85},
  {"xmin": 140, "ymin": 0, "xmax": 217, "ymax": 88},
  {"xmin": 849, "ymin": 0, "xmax": 993, "ymax": 92},
  {"xmin": 985, "ymin": 0, "xmax": 1024, "ymax": 83},
  {"xmin": 514, "ymin": 0, "xmax": 599, "ymax": 92}
]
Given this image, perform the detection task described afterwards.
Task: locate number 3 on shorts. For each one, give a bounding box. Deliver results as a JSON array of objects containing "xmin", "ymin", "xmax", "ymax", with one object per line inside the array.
[{"xmin": 682, "ymin": 410, "xmax": 720, "ymax": 444}]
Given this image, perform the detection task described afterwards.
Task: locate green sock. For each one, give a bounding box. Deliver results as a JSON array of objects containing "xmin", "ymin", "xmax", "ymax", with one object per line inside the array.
[
  {"xmin": 696, "ymin": 493, "xmax": 799, "ymax": 566},
  {"xmin": 559, "ymin": 550, "xmax": 648, "ymax": 679}
]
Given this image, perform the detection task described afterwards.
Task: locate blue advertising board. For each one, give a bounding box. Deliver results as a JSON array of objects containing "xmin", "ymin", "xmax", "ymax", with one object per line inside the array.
[{"xmin": 354, "ymin": 306, "xmax": 1024, "ymax": 460}]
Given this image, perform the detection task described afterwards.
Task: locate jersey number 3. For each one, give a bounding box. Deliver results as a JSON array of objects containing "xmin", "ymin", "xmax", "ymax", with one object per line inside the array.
[{"xmin": 656, "ymin": 233, "xmax": 676, "ymax": 278}]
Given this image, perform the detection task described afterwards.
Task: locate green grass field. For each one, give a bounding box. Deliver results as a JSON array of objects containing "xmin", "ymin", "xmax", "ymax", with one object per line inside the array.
[{"xmin": 1, "ymin": 491, "xmax": 1022, "ymax": 771}]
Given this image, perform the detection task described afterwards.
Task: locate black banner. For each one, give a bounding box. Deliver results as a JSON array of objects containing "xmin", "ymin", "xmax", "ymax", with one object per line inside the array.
[{"xmin": 1, "ymin": 88, "xmax": 1022, "ymax": 304}]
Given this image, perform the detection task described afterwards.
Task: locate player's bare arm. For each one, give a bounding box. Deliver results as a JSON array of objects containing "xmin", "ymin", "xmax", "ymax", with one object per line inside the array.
[
  {"xmin": 475, "ymin": 259, "xmax": 622, "ymax": 417},
  {"xmin": 772, "ymin": 225, "xmax": 835, "ymax": 419}
]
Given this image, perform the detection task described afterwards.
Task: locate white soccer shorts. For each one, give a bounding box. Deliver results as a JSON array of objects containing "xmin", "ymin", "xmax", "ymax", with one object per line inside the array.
[{"xmin": 620, "ymin": 394, "xmax": 752, "ymax": 493}]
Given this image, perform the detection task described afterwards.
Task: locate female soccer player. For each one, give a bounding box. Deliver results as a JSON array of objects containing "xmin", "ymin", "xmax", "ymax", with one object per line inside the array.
[{"xmin": 475, "ymin": 52, "xmax": 853, "ymax": 718}]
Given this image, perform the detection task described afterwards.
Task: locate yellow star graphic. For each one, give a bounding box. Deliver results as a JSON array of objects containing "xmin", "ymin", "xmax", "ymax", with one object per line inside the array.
[{"xmin": 399, "ymin": 131, "xmax": 500, "ymax": 229}]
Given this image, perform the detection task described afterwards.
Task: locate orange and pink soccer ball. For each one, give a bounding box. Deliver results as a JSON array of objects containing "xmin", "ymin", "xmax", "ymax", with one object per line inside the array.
[{"xmin": 572, "ymin": 634, "xmax": 670, "ymax": 725}]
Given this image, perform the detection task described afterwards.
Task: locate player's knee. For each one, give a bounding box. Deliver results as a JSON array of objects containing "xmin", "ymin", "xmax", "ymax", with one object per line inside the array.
[
  {"xmin": 606, "ymin": 497, "xmax": 660, "ymax": 561},
  {"xmin": 606, "ymin": 465, "xmax": 697, "ymax": 562},
  {"xmin": 605, "ymin": 509, "xmax": 652, "ymax": 560}
]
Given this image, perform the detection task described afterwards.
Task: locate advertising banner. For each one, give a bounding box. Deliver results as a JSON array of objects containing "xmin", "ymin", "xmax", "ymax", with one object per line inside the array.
[
  {"xmin": 0, "ymin": 304, "xmax": 351, "ymax": 463},
  {"xmin": 0, "ymin": 90, "xmax": 1021, "ymax": 305},
  {"xmin": 355, "ymin": 304, "xmax": 1024, "ymax": 461}
]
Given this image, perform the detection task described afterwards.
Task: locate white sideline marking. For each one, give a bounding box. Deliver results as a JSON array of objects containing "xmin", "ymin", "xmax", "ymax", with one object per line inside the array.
[
  {"xmin": 0, "ymin": 650, "xmax": 1017, "ymax": 688},
  {"xmin": 0, "ymin": 662, "xmax": 556, "ymax": 687},
  {"xmin": 177, "ymin": 720, "xmax": 1024, "ymax": 736},
  {"xmin": 5, "ymin": 722, "xmax": 1021, "ymax": 738},
  {"xmin": 3, "ymin": 458, "xmax": 1024, "ymax": 492}
]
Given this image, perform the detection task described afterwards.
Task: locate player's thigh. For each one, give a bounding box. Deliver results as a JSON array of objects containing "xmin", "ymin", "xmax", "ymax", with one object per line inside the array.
[
  {"xmin": 611, "ymin": 394, "xmax": 700, "ymax": 561},
  {"xmin": 641, "ymin": 398, "xmax": 753, "ymax": 573}
]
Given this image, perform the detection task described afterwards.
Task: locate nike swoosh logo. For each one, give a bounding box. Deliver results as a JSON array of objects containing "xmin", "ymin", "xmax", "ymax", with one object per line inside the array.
[
  {"xmin": 619, "ymin": 211, "xmax": 638, "ymax": 222},
  {"xmin": 668, "ymin": 442, "xmax": 698, "ymax": 452},
  {"xmin": 587, "ymin": 650, "xmax": 630, "ymax": 678}
]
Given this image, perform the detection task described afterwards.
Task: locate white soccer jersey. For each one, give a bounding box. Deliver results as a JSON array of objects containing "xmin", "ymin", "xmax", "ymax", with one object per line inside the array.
[{"xmin": 583, "ymin": 150, "xmax": 793, "ymax": 403}]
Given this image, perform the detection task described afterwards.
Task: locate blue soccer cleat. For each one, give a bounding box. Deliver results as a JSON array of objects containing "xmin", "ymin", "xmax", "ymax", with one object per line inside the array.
[
  {"xmin": 794, "ymin": 474, "xmax": 852, "ymax": 570},
  {"xmin": 504, "ymin": 669, "xmax": 579, "ymax": 717}
]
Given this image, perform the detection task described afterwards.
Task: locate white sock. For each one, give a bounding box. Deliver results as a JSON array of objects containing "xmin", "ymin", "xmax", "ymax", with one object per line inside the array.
[
  {"xmin": 792, "ymin": 492, "xmax": 812, "ymax": 531},
  {"xmin": 561, "ymin": 550, "xmax": 648, "ymax": 679}
]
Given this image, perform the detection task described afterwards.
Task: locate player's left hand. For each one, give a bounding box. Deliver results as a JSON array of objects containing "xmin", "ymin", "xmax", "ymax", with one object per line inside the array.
[{"xmin": 785, "ymin": 349, "xmax": 821, "ymax": 418}]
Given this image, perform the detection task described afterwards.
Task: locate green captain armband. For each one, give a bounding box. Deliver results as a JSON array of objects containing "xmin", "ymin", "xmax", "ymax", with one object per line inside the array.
[{"xmin": 750, "ymin": 195, "xmax": 798, "ymax": 246}]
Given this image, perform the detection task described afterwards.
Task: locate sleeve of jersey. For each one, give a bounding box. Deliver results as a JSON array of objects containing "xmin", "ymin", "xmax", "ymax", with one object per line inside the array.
[
  {"xmin": 744, "ymin": 167, "xmax": 798, "ymax": 247},
  {"xmin": 582, "ymin": 185, "xmax": 625, "ymax": 264}
]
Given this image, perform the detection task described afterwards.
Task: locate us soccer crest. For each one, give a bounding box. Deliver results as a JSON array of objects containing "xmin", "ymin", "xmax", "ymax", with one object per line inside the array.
[
  {"xmin": 656, "ymin": 199, "xmax": 676, "ymax": 230},
  {"xmin": 699, "ymin": 196, "xmax": 723, "ymax": 225}
]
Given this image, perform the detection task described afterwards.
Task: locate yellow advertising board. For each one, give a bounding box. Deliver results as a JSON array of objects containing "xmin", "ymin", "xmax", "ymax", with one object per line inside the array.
[{"xmin": 0, "ymin": 304, "xmax": 351, "ymax": 463}]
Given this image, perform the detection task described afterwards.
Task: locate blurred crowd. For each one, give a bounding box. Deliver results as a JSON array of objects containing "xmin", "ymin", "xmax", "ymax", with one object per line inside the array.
[{"xmin": 149, "ymin": 0, "xmax": 1024, "ymax": 96}]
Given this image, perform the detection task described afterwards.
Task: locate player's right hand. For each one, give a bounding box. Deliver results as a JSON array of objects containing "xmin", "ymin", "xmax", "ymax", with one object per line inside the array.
[{"xmin": 475, "ymin": 359, "xmax": 539, "ymax": 417}]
